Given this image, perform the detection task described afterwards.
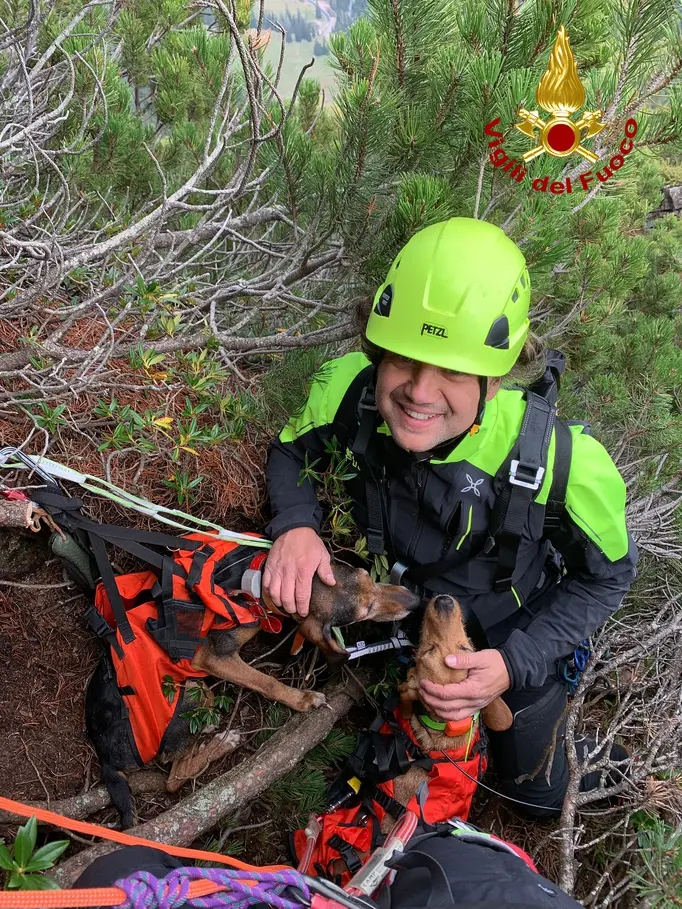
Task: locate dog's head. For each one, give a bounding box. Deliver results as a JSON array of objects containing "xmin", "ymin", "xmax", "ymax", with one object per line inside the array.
[
  {"xmin": 289, "ymin": 561, "xmax": 421, "ymax": 663},
  {"xmin": 400, "ymin": 594, "xmax": 512, "ymax": 732}
]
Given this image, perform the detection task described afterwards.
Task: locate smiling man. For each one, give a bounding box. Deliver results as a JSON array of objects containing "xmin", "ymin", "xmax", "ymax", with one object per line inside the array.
[{"xmin": 263, "ymin": 217, "xmax": 638, "ymax": 816}]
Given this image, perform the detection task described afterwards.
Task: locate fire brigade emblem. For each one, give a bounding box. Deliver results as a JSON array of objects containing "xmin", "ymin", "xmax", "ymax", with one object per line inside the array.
[{"xmin": 515, "ymin": 26, "xmax": 606, "ymax": 164}]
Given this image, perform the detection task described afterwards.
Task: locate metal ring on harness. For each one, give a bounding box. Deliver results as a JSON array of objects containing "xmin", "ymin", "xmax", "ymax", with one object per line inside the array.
[{"xmin": 389, "ymin": 562, "xmax": 409, "ymax": 586}]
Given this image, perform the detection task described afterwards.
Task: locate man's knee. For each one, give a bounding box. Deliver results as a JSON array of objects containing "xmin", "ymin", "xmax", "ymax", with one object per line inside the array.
[
  {"xmin": 486, "ymin": 676, "xmax": 569, "ymax": 817},
  {"xmin": 497, "ymin": 771, "xmax": 567, "ymax": 818}
]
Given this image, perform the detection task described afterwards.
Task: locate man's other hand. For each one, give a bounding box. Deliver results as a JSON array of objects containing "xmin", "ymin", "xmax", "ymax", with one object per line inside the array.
[{"xmin": 419, "ymin": 650, "xmax": 511, "ymax": 721}]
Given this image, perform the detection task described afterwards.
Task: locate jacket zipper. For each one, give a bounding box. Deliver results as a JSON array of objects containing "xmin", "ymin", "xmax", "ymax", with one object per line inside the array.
[{"xmin": 406, "ymin": 461, "xmax": 427, "ymax": 560}]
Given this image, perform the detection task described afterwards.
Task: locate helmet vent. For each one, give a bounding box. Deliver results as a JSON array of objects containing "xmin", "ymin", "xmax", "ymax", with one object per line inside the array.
[
  {"xmin": 512, "ymin": 289, "xmax": 519, "ymax": 303},
  {"xmin": 484, "ymin": 315, "xmax": 510, "ymax": 350},
  {"xmin": 374, "ymin": 284, "xmax": 393, "ymax": 317},
  {"xmin": 520, "ymin": 273, "xmax": 527, "ymax": 288},
  {"xmin": 395, "ymin": 259, "xmax": 401, "ymax": 269}
]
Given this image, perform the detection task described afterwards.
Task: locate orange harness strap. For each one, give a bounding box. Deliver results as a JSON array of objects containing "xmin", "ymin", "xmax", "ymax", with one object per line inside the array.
[{"xmin": 0, "ymin": 794, "xmax": 290, "ymax": 877}]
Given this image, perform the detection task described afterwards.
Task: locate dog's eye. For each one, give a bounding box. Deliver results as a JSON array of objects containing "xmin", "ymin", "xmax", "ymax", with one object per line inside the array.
[{"xmin": 422, "ymin": 645, "xmax": 436, "ymax": 655}]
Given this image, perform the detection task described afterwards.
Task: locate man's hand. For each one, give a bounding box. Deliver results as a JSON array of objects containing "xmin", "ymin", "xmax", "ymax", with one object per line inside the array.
[
  {"xmin": 262, "ymin": 527, "xmax": 335, "ymax": 618},
  {"xmin": 419, "ymin": 650, "xmax": 511, "ymax": 722}
]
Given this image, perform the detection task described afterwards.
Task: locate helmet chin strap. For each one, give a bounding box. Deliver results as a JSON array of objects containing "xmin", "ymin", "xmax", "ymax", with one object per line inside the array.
[{"xmin": 469, "ymin": 377, "xmax": 488, "ymax": 436}]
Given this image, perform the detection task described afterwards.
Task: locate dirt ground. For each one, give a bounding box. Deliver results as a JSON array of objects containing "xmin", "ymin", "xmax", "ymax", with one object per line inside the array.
[{"xmin": 0, "ymin": 562, "xmax": 98, "ymax": 804}]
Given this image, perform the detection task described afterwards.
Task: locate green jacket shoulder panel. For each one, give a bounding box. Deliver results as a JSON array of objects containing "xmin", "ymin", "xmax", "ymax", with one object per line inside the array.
[
  {"xmin": 560, "ymin": 430, "xmax": 630, "ymax": 562},
  {"xmin": 278, "ymin": 352, "xmax": 370, "ymax": 444}
]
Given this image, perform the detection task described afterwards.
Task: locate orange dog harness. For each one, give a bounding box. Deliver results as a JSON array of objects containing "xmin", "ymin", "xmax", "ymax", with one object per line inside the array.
[
  {"xmin": 91, "ymin": 533, "xmax": 276, "ymax": 764},
  {"xmin": 291, "ymin": 705, "xmax": 486, "ymax": 886}
]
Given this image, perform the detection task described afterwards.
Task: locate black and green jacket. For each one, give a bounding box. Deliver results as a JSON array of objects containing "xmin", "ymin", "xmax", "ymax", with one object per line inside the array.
[{"xmin": 266, "ymin": 353, "xmax": 638, "ymax": 690}]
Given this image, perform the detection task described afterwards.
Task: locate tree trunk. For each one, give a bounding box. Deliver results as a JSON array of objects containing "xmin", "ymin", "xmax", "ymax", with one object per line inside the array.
[{"xmin": 50, "ymin": 674, "xmax": 365, "ymax": 887}]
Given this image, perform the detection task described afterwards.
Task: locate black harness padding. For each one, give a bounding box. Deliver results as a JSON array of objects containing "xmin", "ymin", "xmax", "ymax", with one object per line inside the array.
[{"xmin": 487, "ymin": 391, "xmax": 556, "ymax": 593}]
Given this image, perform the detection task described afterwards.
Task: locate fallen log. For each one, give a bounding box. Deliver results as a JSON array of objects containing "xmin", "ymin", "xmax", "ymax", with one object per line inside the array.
[
  {"xmin": 50, "ymin": 673, "xmax": 365, "ymax": 887},
  {"xmin": 0, "ymin": 773, "xmax": 168, "ymax": 825},
  {"xmin": 0, "ymin": 499, "xmax": 32, "ymax": 528}
]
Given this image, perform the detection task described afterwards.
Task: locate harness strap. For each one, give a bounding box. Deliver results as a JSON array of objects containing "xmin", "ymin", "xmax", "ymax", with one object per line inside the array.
[
  {"xmin": 88, "ymin": 530, "xmax": 135, "ymax": 644},
  {"xmin": 150, "ymin": 553, "xmax": 212, "ymax": 661},
  {"xmin": 350, "ymin": 381, "xmax": 387, "ymax": 557},
  {"xmin": 346, "ymin": 702, "xmax": 434, "ymax": 787},
  {"xmin": 31, "ymin": 489, "xmax": 200, "ymax": 573},
  {"xmin": 543, "ymin": 419, "xmax": 573, "ymax": 534},
  {"xmin": 186, "ymin": 544, "xmax": 213, "ymax": 591},
  {"xmin": 488, "ymin": 392, "xmax": 556, "ymax": 593},
  {"xmin": 327, "ymin": 834, "xmax": 363, "ymax": 875},
  {"xmin": 372, "ymin": 787, "xmax": 406, "ymax": 820}
]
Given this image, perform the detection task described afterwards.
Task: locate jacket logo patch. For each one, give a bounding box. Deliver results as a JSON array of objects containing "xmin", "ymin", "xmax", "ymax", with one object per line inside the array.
[
  {"xmin": 421, "ymin": 322, "xmax": 448, "ymax": 338},
  {"xmin": 461, "ymin": 474, "xmax": 484, "ymax": 497}
]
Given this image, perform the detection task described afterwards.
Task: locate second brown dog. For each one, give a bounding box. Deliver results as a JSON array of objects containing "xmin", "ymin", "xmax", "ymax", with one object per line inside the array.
[{"xmin": 381, "ymin": 593, "xmax": 513, "ymax": 830}]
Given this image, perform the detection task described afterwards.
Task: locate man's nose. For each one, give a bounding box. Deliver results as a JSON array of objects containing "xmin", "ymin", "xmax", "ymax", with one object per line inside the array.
[{"xmin": 405, "ymin": 364, "xmax": 441, "ymax": 404}]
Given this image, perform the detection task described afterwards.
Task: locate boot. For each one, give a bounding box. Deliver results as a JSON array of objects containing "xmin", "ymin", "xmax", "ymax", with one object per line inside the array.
[{"xmin": 576, "ymin": 735, "xmax": 630, "ymax": 794}]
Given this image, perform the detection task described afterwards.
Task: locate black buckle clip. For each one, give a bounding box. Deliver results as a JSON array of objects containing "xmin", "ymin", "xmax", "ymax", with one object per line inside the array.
[{"xmin": 83, "ymin": 604, "xmax": 113, "ymax": 638}]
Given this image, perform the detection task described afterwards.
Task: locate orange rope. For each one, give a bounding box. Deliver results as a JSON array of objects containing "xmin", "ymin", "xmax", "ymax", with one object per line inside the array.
[
  {"xmin": 0, "ymin": 794, "xmax": 292, "ymax": 907},
  {"xmin": 0, "ymin": 879, "xmax": 223, "ymax": 909}
]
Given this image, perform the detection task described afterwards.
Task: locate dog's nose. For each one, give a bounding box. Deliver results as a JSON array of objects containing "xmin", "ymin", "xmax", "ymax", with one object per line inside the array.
[{"xmin": 433, "ymin": 595, "xmax": 455, "ymax": 613}]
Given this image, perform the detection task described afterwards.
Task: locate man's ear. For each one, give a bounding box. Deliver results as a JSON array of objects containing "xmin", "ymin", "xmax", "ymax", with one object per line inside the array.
[{"xmin": 486, "ymin": 376, "xmax": 502, "ymax": 401}]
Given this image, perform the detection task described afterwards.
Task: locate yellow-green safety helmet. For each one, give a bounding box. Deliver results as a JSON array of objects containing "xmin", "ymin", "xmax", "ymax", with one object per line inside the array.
[{"xmin": 365, "ymin": 218, "xmax": 530, "ymax": 377}]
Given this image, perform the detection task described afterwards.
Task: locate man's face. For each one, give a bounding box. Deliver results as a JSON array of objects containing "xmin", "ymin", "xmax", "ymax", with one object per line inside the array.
[{"xmin": 375, "ymin": 353, "xmax": 501, "ymax": 452}]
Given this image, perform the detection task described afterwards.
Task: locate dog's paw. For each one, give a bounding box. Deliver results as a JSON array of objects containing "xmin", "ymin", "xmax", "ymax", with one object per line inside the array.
[
  {"xmin": 297, "ymin": 689, "xmax": 328, "ymax": 711},
  {"xmin": 216, "ymin": 729, "xmax": 242, "ymax": 749}
]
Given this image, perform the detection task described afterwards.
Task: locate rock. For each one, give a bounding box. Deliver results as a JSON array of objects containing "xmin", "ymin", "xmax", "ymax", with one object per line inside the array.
[
  {"xmin": 0, "ymin": 528, "xmax": 48, "ymax": 579},
  {"xmin": 648, "ymin": 184, "xmax": 682, "ymax": 221}
]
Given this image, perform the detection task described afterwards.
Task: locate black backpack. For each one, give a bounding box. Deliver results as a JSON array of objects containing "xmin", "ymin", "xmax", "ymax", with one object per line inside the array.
[{"xmin": 333, "ymin": 349, "xmax": 585, "ymax": 593}]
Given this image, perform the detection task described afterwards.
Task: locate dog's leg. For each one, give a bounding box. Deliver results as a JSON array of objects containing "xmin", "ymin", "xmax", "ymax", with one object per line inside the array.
[
  {"xmin": 167, "ymin": 729, "xmax": 242, "ymax": 793},
  {"xmin": 192, "ymin": 648, "xmax": 328, "ymax": 712}
]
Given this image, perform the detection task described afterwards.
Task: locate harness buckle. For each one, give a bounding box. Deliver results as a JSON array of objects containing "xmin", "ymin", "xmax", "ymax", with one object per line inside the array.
[
  {"xmin": 509, "ymin": 459, "xmax": 545, "ymax": 490},
  {"xmin": 83, "ymin": 604, "xmax": 114, "ymax": 638}
]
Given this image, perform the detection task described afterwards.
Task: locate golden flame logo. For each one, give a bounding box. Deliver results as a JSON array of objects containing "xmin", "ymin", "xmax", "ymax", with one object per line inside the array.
[{"xmin": 515, "ymin": 26, "xmax": 605, "ymax": 163}]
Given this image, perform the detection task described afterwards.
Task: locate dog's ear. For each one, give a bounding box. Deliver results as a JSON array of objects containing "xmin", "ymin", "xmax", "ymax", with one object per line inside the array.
[
  {"xmin": 481, "ymin": 697, "xmax": 513, "ymax": 732},
  {"xmin": 399, "ymin": 668, "xmax": 419, "ymax": 718},
  {"xmin": 296, "ymin": 615, "xmax": 348, "ymax": 658}
]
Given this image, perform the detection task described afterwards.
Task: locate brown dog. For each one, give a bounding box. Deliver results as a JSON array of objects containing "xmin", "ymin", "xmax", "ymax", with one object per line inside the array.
[
  {"xmin": 190, "ymin": 559, "xmax": 421, "ymax": 713},
  {"xmin": 86, "ymin": 559, "xmax": 421, "ymax": 826},
  {"xmin": 380, "ymin": 593, "xmax": 513, "ymax": 830}
]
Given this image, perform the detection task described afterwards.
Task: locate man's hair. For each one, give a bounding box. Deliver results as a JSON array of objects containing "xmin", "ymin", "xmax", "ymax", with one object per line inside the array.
[{"xmin": 354, "ymin": 295, "xmax": 546, "ymax": 384}]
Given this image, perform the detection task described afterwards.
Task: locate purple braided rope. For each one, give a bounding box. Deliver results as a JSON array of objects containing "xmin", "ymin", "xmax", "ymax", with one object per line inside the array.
[{"xmin": 115, "ymin": 866, "xmax": 311, "ymax": 909}]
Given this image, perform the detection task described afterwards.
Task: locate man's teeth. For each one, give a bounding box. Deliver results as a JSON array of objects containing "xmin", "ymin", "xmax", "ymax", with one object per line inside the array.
[{"xmin": 404, "ymin": 408, "xmax": 438, "ymax": 421}]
